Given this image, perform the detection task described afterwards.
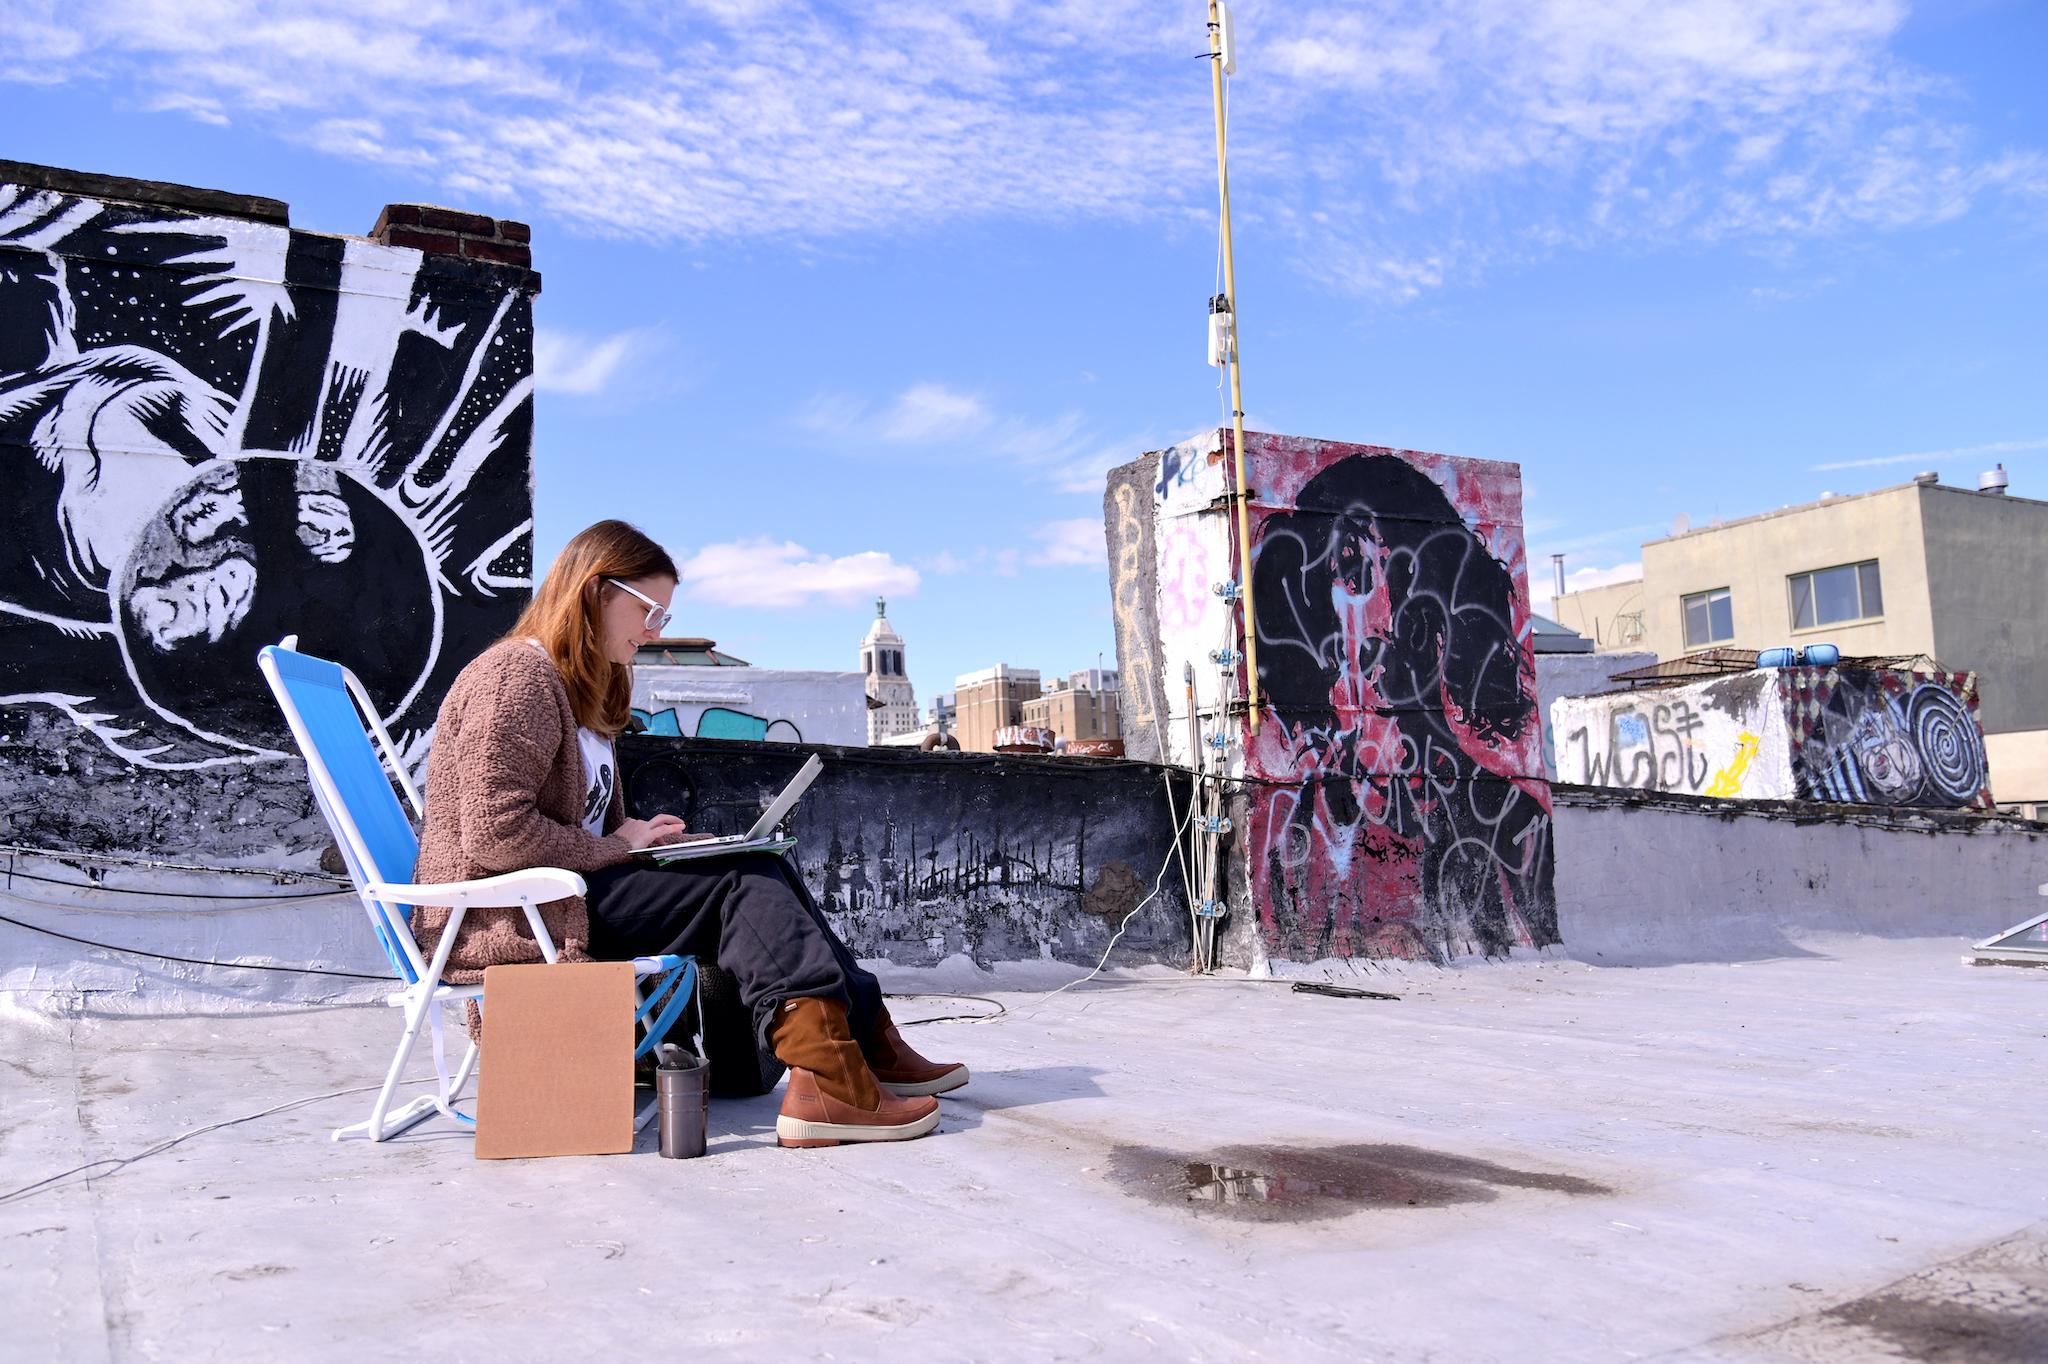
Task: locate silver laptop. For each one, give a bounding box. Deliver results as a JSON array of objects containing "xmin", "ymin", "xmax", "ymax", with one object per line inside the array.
[{"xmin": 635, "ymin": 754, "xmax": 823, "ymax": 859}]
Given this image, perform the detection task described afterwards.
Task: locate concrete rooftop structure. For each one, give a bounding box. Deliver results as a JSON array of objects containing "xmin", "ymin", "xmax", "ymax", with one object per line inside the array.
[{"xmin": 5, "ymin": 940, "xmax": 2044, "ymax": 1362}]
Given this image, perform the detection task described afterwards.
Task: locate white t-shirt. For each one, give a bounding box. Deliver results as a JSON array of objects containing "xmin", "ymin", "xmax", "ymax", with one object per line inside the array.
[
  {"xmin": 577, "ymin": 726, "xmax": 616, "ymax": 836},
  {"xmin": 525, "ymin": 639, "xmax": 615, "ymax": 836}
]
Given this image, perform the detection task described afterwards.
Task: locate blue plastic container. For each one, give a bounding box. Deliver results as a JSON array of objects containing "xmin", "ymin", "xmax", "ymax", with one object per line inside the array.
[
  {"xmin": 1756, "ymin": 647, "xmax": 1798, "ymax": 669},
  {"xmin": 1800, "ymin": 643, "xmax": 1841, "ymax": 666}
]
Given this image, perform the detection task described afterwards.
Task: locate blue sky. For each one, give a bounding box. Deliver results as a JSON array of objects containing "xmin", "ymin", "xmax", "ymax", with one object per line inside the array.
[{"xmin": 7, "ymin": 0, "xmax": 2044, "ymax": 711}]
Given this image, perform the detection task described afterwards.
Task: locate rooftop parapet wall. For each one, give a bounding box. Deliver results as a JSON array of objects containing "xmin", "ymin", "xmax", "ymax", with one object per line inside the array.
[
  {"xmin": 1552, "ymin": 782, "xmax": 2046, "ymax": 965},
  {"xmin": 1106, "ymin": 430, "xmax": 1556, "ymax": 966},
  {"xmin": 618, "ymin": 736, "xmax": 1194, "ymax": 969},
  {"xmin": 0, "ymin": 163, "xmax": 539, "ymax": 865}
]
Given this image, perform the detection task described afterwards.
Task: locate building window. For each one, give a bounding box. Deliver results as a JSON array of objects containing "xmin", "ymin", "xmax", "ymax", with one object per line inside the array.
[
  {"xmin": 1789, "ymin": 560, "xmax": 1882, "ymax": 630},
  {"xmin": 1681, "ymin": 588, "xmax": 1734, "ymax": 648}
]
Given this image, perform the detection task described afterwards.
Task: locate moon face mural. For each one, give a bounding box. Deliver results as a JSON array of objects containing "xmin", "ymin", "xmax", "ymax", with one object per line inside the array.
[
  {"xmin": 114, "ymin": 455, "xmax": 443, "ymax": 752},
  {"xmin": 0, "ymin": 175, "xmax": 536, "ymax": 859}
]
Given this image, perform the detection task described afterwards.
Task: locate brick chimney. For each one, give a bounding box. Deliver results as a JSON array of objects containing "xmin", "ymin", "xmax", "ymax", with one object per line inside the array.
[{"xmin": 369, "ymin": 203, "xmax": 534, "ymax": 271}]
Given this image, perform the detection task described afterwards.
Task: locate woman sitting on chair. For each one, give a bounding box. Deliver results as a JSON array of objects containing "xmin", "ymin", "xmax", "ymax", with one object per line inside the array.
[{"xmin": 411, "ymin": 519, "xmax": 964, "ymax": 1148}]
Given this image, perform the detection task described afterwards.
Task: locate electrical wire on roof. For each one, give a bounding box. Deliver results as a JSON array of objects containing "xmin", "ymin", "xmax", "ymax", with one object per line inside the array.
[
  {"xmin": 883, "ymin": 991, "xmax": 1008, "ymax": 1026},
  {"xmin": 1, "ymin": 842, "xmax": 347, "ymax": 888},
  {"xmin": 0, "ymin": 911, "xmax": 386, "ymax": 981},
  {"xmin": 2, "ymin": 866, "xmax": 354, "ymax": 906},
  {"xmin": 974, "ymin": 769, "xmax": 1201, "ymax": 1020},
  {"xmin": 0, "ymin": 1075, "xmax": 443, "ymax": 1207}
]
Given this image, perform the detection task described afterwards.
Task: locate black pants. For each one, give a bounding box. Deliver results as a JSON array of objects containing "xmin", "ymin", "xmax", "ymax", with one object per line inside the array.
[{"xmin": 582, "ymin": 852, "xmax": 881, "ymax": 1049}]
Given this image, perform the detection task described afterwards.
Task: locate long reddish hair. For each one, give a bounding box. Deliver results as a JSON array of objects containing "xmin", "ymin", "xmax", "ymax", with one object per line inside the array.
[{"xmin": 508, "ymin": 520, "xmax": 677, "ymax": 736}]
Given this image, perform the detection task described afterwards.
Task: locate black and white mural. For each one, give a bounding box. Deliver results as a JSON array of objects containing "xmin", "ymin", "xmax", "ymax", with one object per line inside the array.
[
  {"xmin": 621, "ymin": 737, "xmax": 1194, "ymax": 968},
  {"xmin": 0, "ymin": 178, "xmax": 536, "ymax": 860}
]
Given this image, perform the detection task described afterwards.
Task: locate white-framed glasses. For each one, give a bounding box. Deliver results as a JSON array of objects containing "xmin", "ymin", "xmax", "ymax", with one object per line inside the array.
[{"xmin": 604, "ymin": 577, "xmax": 674, "ymax": 634}]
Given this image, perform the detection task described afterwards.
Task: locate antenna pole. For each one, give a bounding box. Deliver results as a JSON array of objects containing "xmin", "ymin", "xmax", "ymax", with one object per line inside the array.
[{"xmin": 1208, "ymin": 0, "xmax": 1260, "ymax": 735}]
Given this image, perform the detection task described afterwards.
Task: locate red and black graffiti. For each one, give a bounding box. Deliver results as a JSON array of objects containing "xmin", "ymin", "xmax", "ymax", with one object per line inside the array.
[{"xmin": 1247, "ymin": 448, "xmax": 1556, "ymax": 962}]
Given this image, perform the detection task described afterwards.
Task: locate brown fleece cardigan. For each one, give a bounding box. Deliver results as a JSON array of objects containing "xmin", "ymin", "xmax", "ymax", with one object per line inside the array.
[{"xmin": 410, "ymin": 639, "xmax": 634, "ymax": 982}]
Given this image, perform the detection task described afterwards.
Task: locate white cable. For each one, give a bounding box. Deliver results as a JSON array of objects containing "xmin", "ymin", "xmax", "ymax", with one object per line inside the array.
[
  {"xmin": 1000, "ymin": 775, "xmax": 1201, "ymax": 1017},
  {"xmin": 1162, "ymin": 765, "xmax": 1201, "ymax": 955},
  {"xmin": 0, "ymin": 886, "xmax": 357, "ymax": 916},
  {"xmin": 0, "ymin": 1073, "xmax": 441, "ymax": 1206}
]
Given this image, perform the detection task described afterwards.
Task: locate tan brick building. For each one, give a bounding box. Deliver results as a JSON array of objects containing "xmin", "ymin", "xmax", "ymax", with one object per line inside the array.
[
  {"xmin": 952, "ymin": 665, "xmax": 1041, "ymax": 752},
  {"xmin": 1552, "ymin": 471, "xmax": 2048, "ymax": 806},
  {"xmin": 1021, "ymin": 669, "xmax": 1122, "ymax": 744}
]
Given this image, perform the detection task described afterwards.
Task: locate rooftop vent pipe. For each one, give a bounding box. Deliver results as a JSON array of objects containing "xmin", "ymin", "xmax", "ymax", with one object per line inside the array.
[
  {"xmin": 1913, "ymin": 471, "xmax": 1939, "ymax": 485},
  {"xmin": 1980, "ymin": 463, "xmax": 2009, "ymax": 495}
]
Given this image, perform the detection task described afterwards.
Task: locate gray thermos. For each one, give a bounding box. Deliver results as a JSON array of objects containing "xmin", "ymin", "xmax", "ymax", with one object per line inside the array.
[{"xmin": 655, "ymin": 1043, "xmax": 709, "ymax": 1159}]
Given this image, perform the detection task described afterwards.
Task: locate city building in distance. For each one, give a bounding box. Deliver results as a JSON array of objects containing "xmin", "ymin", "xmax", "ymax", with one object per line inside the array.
[
  {"xmin": 861, "ymin": 597, "xmax": 920, "ymax": 744},
  {"xmin": 631, "ymin": 636, "xmax": 869, "ymax": 746},
  {"xmin": 1552, "ymin": 467, "xmax": 2048, "ymax": 808},
  {"xmin": 952, "ymin": 665, "xmax": 1042, "ymax": 753},
  {"xmin": 1023, "ymin": 668, "xmax": 1122, "ymax": 745}
]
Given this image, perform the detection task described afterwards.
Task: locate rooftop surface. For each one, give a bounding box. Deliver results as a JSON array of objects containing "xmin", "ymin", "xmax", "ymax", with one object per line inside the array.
[{"xmin": 4, "ymin": 938, "xmax": 2043, "ymax": 1363}]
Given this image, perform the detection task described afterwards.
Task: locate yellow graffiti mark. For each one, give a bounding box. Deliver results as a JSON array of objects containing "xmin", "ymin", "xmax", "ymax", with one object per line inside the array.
[{"xmin": 1703, "ymin": 732, "xmax": 1761, "ymax": 798}]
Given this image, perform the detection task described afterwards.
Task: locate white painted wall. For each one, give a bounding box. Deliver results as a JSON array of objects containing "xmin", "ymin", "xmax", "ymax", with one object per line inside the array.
[
  {"xmin": 631, "ymin": 666, "xmax": 868, "ymax": 747},
  {"xmin": 1552, "ymin": 673, "xmax": 1795, "ymax": 799},
  {"xmin": 1535, "ymin": 650, "xmax": 1654, "ymax": 778},
  {"xmin": 1552, "ymin": 789, "xmax": 2048, "ymax": 964},
  {"xmin": 1, "ymin": 853, "xmax": 387, "ymax": 1016},
  {"xmin": 1149, "ymin": 431, "xmax": 1236, "ymax": 772}
]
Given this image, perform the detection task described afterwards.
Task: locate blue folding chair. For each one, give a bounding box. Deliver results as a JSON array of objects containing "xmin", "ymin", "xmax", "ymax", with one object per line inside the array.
[{"xmin": 259, "ymin": 639, "xmax": 700, "ymax": 1143}]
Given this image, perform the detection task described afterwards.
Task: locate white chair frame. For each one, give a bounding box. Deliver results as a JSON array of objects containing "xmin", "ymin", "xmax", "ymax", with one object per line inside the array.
[{"xmin": 260, "ymin": 641, "xmax": 695, "ymax": 1143}]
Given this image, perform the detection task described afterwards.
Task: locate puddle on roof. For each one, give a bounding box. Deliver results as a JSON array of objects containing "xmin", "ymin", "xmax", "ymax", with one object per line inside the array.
[{"xmin": 1109, "ymin": 1143, "xmax": 1611, "ymax": 1223}]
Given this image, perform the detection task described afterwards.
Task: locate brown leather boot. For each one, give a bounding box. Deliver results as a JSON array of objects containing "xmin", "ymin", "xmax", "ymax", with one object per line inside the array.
[
  {"xmin": 770, "ymin": 997, "xmax": 939, "ymax": 1148},
  {"xmin": 862, "ymin": 1005, "xmax": 970, "ymax": 1097}
]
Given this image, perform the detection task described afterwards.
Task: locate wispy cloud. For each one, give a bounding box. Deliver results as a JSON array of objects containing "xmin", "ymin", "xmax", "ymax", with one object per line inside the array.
[
  {"xmin": 796, "ymin": 380, "xmax": 1130, "ymax": 492},
  {"xmin": 1532, "ymin": 560, "xmax": 1645, "ymax": 615},
  {"xmin": 920, "ymin": 517, "xmax": 1109, "ymax": 580},
  {"xmin": 924, "ymin": 546, "xmax": 1020, "ymax": 579},
  {"xmin": 876, "ymin": 383, "xmax": 991, "ymax": 444},
  {"xmin": 1029, "ymin": 518, "xmax": 1107, "ymax": 568},
  {"xmin": 1254, "ymin": 1, "xmax": 2048, "ymax": 298},
  {"xmin": 1809, "ymin": 436, "xmax": 2048, "ymax": 473},
  {"xmin": 680, "ymin": 536, "xmax": 918, "ymax": 609},
  {"xmin": 1528, "ymin": 517, "xmax": 1661, "ymax": 613},
  {"xmin": 16, "ymin": 2, "xmax": 2041, "ymax": 303},
  {"xmin": 531, "ymin": 325, "xmax": 657, "ymax": 396}
]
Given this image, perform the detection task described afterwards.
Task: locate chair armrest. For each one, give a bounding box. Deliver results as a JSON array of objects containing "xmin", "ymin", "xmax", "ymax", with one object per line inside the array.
[{"xmin": 365, "ymin": 867, "xmax": 587, "ymax": 909}]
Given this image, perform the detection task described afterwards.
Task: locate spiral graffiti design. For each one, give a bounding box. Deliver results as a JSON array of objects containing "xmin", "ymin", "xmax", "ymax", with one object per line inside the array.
[{"xmin": 1907, "ymin": 684, "xmax": 1986, "ymax": 805}]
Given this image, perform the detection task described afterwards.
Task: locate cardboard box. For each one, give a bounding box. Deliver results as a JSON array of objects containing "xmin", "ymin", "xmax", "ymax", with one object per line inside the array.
[{"xmin": 474, "ymin": 960, "xmax": 636, "ymax": 1159}]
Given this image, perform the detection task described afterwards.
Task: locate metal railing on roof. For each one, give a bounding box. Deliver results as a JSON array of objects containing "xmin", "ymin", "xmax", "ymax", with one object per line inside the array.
[{"xmin": 1609, "ymin": 647, "xmax": 1946, "ymax": 690}]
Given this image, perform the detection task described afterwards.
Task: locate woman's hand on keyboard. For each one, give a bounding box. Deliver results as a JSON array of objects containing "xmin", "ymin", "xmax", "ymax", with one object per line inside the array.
[{"xmin": 618, "ymin": 813, "xmax": 688, "ymax": 849}]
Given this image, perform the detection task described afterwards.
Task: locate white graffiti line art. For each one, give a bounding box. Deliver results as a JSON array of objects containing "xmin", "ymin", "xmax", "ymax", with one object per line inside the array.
[
  {"xmin": 464, "ymin": 519, "xmax": 536, "ymax": 598},
  {"xmin": 1908, "ymin": 684, "xmax": 1986, "ymax": 804},
  {"xmin": 111, "ymin": 215, "xmax": 293, "ymax": 450},
  {"xmin": 1, "ymin": 692, "xmax": 174, "ymax": 766},
  {"xmin": 1, "ymin": 185, "xmax": 533, "ymax": 774},
  {"xmin": 0, "ymin": 187, "xmax": 104, "ymax": 369}
]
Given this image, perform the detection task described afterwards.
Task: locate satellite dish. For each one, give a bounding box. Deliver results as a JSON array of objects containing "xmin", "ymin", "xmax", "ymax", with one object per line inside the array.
[{"xmin": 1669, "ymin": 513, "xmax": 1692, "ymax": 537}]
